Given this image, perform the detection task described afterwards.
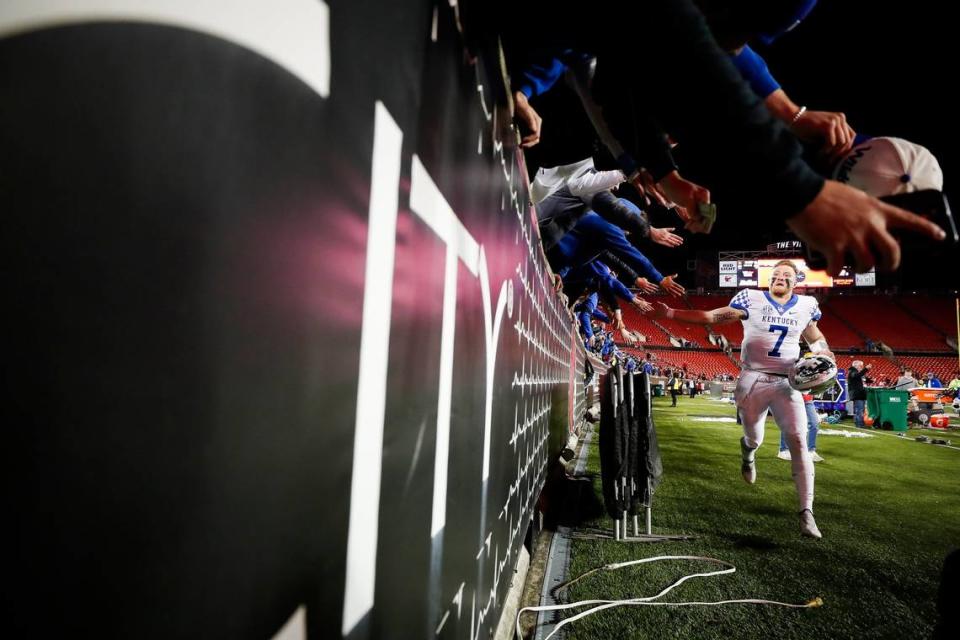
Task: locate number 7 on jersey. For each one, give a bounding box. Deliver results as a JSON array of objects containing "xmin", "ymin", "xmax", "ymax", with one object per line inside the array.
[{"xmin": 767, "ymin": 325, "xmax": 788, "ymax": 357}]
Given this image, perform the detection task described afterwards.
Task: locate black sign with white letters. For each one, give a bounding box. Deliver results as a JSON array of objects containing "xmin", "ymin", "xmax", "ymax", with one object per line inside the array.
[{"xmin": 2, "ymin": 2, "xmax": 584, "ymax": 638}]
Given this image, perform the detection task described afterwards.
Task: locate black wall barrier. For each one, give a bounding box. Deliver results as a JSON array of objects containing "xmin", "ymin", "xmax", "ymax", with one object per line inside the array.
[{"xmin": 2, "ymin": 2, "xmax": 585, "ymax": 638}]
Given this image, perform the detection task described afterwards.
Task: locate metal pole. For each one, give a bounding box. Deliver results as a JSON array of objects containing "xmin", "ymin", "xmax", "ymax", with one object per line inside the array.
[
  {"xmin": 621, "ymin": 365, "xmax": 626, "ymax": 408},
  {"xmin": 621, "ymin": 476, "xmax": 628, "ymax": 540},
  {"xmin": 627, "ymin": 373, "xmax": 634, "ymax": 538},
  {"xmin": 645, "ymin": 506, "xmax": 652, "ymax": 536},
  {"xmin": 611, "ymin": 372, "xmax": 618, "ymax": 419},
  {"xmin": 613, "ymin": 483, "xmax": 620, "ymax": 540}
]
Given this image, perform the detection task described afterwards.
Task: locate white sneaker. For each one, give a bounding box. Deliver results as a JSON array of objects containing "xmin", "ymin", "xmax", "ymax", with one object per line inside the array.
[
  {"xmin": 777, "ymin": 450, "xmax": 791, "ymax": 461},
  {"xmin": 740, "ymin": 437, "xmax": 756, "ymax": 484},
  {"xmin": 799, "ymin": 509, "xmax": 822, "ymax": 539},
  {"xmin": 810, "ymin": 451, "xmax": 824, "ymax": 463}
]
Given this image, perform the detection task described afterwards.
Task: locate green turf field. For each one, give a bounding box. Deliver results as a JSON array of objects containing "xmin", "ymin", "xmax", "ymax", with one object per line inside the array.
[{"xmin": 562, "ymin": 395, "xmax": 959, "ymax": 639}]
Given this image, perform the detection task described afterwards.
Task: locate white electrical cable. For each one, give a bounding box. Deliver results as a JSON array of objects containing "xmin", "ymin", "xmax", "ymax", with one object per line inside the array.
[{"xmin": 516, "ymin": 555, "xmax": 823, "ymax": 640}]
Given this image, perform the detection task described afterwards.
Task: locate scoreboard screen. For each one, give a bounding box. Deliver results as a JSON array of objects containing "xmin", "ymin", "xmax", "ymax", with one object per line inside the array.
[{"xmin": 718, "ymin": 259, "xmax": 873, "ymax": 288}]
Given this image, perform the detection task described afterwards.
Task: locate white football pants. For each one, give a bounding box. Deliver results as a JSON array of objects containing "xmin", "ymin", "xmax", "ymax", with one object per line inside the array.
[{"xmin": 735, "ymin": 369, "xmax": 814, "ymax": 512}]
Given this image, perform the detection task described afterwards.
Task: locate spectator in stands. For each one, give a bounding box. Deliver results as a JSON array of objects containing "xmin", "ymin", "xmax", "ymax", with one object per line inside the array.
[
  {"xmin": 531, "ymin": 157, "xmax": 687, "ymax": 251},
  {"xmin": 847, "ymin": 360, "xmax": 870, "ymax": 428},
  {"xmin": 779, "ymin": 393, "xmax": 823, "ymax": 462},
  {"xmin": 895, "ymin": 369, "xmax": 919, "ymax": 391},
  {"xmin": 502, "ymin": 0, "xmax": 946, "ymax": 276},
  {"xmin": 550, "ymin": 212, "xmax": 686, "ymax": 297},
  {"xmin": 925, "ymin": 372, "xmax": 944, "ymax": 389},
  {"xmin": 698, "ymin": 0, "xmax": 857, "ymax": 162},
  {"xmin": 688, "ymin": 377, "xmax": 697, "ymax": 398},
  {"xmin": 866, "ymin": 339, "xmax": 876, "ymax": 353},
  {"xmin": 574, "ymin": 292, "xmax": 609, "ymax": 347},
  {"xmin": 599, "ymin": 331, "xmax": 616, "ymax": 362},
  {"xmin": 701, "ymin": 1, "xmax": 945, "ymax": 208},
  {"xmin": 565, "ymin": 262, "xmax": 652, "ymax": 342}
]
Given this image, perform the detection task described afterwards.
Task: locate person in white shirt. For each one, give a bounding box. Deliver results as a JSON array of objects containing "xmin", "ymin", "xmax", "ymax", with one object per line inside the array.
[
  {"xmin": 894, "ymin": 369, "xmax": 918, "ymax": 391},
  {"xmin": 652, "ymin": 260, "xmax": 833, "ymax": 538}
]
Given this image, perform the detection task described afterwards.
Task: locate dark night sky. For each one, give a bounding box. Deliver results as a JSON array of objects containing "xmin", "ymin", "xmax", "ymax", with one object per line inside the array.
[
  {"xmin": 759, "ymin": 0, "xmax": 955, "ymax": 291},
  {"xmin": 524, "ymin": 1, "xmax": 956, "ymax": 291}
]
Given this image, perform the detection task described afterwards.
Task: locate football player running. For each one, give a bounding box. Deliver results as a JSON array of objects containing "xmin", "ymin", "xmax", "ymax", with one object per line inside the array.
[{"xmin": 653, "ymin": 260, "xmax": 834, "ymax": 538}]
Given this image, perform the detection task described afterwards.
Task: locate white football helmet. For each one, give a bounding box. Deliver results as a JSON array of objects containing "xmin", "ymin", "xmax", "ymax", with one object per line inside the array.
[{"xmin": 788, "ymin": 354, "xmax": 838, "ymax": 395}]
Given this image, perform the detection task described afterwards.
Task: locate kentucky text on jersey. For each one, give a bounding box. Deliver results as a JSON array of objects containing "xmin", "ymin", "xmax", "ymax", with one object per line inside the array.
[
  {"xmin": 730, "ymin": 289, "xmax": 821, "ymax": 375},
  {"xmin": 760, "ymin": 315, "xmax": 800, "ymax": 326}
]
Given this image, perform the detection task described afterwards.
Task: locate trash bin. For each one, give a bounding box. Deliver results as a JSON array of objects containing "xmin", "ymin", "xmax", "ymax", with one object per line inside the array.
[
  {"xmin": 652, "ymin": 383, "xmax": 664, "ymax": 397},
  {"xmin": 866, "ymin": 388, "xmax": 909, "ymax": 431}
]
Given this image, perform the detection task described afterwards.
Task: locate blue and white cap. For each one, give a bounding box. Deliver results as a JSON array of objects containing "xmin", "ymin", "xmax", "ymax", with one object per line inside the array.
[{"xmin": 831, "ymin": 137, "xmax": 944, "ymax": 197}]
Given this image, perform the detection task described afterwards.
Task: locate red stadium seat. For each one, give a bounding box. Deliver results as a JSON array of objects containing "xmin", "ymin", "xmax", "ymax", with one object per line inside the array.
[
  {"xmin": 809, "ymin": 303, "xmax": 864, "ymax": 349},
  {"xmin": 893, "ymin": 295, "xmax": 956, "ymax": 340},
  {"xmin": 897, "ymin": 356, "xmax": 958, "ymax": 385},
  {"xmin": 622, "ymin": 347, "xmax": 740, "ymax": 379},
  {"xmin": 618, "ymin": 305, "xmax": 673, "ymax": 346},
  {"xmin": 827, "ymin": 295, "xmax": 948, "ymax": 351}
]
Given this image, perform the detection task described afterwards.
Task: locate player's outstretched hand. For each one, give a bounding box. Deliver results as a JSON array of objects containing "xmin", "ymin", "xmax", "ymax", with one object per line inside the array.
[{"xmin": 651, "ymin": 302, "xmax": 671, "ymax": 318}]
